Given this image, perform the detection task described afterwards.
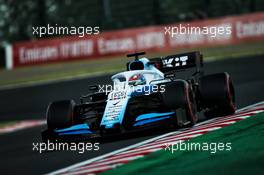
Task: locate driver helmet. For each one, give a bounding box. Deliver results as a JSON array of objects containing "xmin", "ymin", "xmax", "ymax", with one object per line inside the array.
[{"xmin": 128, "ymin": 74, "xmax": 146, "ymax": 86}]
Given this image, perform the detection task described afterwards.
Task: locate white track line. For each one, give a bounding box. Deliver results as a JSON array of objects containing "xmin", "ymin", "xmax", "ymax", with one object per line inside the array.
[
  {"xmin": 0, "ymin": 120, "xmax": 45, "ymax": 134},
  {"xmin": 48, "ymin": 131, "xmax": 179, "ymax": 174},
  {"xmin": 48, "ymin": 101, "xmax": 264, "ymax": 175}
]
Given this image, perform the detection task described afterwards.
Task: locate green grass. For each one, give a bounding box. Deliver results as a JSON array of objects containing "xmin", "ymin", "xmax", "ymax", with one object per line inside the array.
[
  {"xmin": 101, "ymin": 112, "xmax": 264, "ymax": 175},
  {"xmin": 0, "ymin": 41, "xmax": 263, "ymax": 88}
]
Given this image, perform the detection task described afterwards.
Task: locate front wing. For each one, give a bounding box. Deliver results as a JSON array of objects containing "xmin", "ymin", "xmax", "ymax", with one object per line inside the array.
[{"xmin": 41, "ymin": 111, "xmax": 176, "ymax": 142}]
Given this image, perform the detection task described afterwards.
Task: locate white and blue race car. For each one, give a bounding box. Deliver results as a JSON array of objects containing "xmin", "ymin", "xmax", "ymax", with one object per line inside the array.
[{"xmin": 42, "ymin": 51, "xmax": 236, "ymax": 141}]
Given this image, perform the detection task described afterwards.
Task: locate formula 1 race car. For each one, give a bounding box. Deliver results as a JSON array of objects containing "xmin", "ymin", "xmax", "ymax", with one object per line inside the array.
[{"xmin": 41, "ymin": 51, "xmax": 236, "ymax": 141}]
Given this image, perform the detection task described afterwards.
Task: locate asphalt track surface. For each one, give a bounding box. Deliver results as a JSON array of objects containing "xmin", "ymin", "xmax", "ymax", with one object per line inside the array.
[{"xmin": 0, "ymin": 55, "xmax": 263, "ymax": 175}]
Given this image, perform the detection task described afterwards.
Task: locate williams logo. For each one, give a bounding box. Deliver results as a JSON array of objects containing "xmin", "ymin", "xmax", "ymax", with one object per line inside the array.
[{"xmin": 162, "ymin": 56, "xmax": 188, "ymax": 67}]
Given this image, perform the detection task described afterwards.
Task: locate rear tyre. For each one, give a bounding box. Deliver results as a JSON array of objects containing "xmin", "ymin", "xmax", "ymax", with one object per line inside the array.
[
  {"xmin": 199, "ymin": 72, "xmax": 236, "ymax": 118},
  {"xmin": 47, "ymin": 100, "xmax": 75, "ymax": 129},
  {"xmin": 162, "ymin": 80, "xmax": 198, "ymax": 126}
]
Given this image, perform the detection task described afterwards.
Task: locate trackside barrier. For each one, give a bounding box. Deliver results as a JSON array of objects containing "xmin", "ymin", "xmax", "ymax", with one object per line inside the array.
[{"xmin": 6, "ymin": 12, "xmax": 264, "ymax": 69}]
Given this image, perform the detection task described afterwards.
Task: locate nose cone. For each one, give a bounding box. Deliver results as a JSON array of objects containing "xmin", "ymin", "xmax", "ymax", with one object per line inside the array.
[{"xmin": 100, "ymin": 92, "xmax": 130, "ymax": 130}]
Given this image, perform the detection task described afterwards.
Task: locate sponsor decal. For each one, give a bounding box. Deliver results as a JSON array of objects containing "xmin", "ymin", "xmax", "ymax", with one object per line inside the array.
[{"xmin": 10, "ymin": 12, "xmax": 264, "ymax": 69}]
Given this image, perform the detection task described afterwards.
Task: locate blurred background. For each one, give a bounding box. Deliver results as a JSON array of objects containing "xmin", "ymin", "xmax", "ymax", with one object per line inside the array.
[
  {"xmin": 1, "ymin": 0, "xmax": 264, "ymax": 42},
  {"xmin": 0, "ymin": 0, "xmax": 263, "ymax": 91},
  {"xmin": 0, "ymin": 0, "xmax": 263, "ymax": 97}
]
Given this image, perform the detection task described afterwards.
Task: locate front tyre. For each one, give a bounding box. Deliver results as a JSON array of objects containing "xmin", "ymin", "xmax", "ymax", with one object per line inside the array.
[
  {"xmin": 47, "ymin": 100, "xmax": 75, "ymax": 129},
  {"xmin": 162, "ymin": 80, "xmax": 198, "ymax": 127},
  {"xmin": 199, "ymin": 72, "xmax": 236, "ymax": 118}
]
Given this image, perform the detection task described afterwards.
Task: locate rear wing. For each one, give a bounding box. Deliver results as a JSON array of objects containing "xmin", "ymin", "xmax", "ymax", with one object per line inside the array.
[{"xmin": 149, "ymin": 51, "xmax": 203, "ymax": 74}]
